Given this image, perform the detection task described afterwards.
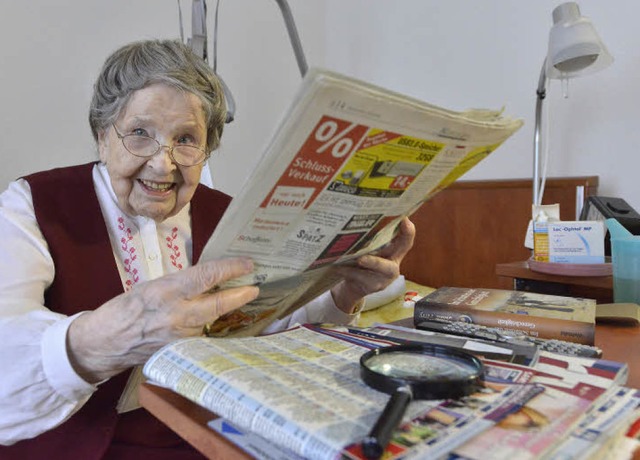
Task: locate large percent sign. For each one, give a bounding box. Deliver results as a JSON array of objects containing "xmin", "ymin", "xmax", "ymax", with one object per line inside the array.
[{"xmin": 314, "ymin": 120, "xmax": 360, "ymax": 158}]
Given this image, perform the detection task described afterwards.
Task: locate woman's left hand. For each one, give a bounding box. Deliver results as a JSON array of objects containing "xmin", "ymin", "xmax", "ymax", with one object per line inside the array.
[{"xmin": 330, "ymin": 217, "xmax": 415, "ymax": 313}]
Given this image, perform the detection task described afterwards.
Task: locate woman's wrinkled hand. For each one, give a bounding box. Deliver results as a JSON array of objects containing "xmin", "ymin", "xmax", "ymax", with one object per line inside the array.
[
  {"xmin": 330, "ymin": 218, "xmax": 415, "ymax": 314},
  {"xmin": 67, "ymin": 258, "xmax": 259, "ymax": 382}
]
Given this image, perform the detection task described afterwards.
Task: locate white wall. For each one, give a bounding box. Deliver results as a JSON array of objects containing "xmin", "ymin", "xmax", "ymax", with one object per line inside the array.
[{"xmin": 1, "ymin": 1, "xmax": 639, "ymax": 212}]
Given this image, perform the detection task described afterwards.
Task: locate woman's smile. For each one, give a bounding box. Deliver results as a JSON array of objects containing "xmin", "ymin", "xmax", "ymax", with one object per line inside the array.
[{"xmin": 138, "ymin": 178, "xmax": 176, "ymax": 193}]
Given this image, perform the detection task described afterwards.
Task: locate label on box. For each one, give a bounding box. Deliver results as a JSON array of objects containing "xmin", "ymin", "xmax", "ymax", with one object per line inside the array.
[
  {"xmin": 548, "ymin": 221, "xmax": 605, "ymax": 264},
  {"xmin": 533, "ymin": 221, "xmax": 550, "ymax": 262},
  {"xmin": 532, "ymin": 204, "xmax": 560, "ymax": 262}
]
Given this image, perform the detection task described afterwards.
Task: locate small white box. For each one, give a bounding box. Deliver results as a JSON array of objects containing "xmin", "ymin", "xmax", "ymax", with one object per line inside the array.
[{"xmin": 548, "ymin": 221, "xmax": 605, "ymax": 264}]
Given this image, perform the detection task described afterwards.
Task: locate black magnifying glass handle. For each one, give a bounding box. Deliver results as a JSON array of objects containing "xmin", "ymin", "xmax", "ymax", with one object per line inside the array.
[{"xmin": 361, "ymin": 385, "xmax": 413, "ymax": 460}]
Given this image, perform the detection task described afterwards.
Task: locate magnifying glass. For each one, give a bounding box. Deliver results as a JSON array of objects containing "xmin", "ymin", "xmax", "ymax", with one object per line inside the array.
[{"xmin": 359, "ymin": 343, "xmax": 485, "ymax": 459}]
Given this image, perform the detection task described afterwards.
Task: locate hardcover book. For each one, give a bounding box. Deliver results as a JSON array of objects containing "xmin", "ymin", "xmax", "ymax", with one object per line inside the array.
[{"xmin": 413, "ymin": 287, "xmax": 596, "ymax": 345}]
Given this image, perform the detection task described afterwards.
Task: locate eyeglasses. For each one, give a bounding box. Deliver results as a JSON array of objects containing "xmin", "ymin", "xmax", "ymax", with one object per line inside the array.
[{"xmin": 111, "ymin": 124, "xmax": 209, "ymax": 167}]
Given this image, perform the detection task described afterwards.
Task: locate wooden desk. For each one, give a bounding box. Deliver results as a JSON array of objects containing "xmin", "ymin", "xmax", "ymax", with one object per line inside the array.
[
  {"xmin": 139, "ymin": 384, "xmax": 248, "ymax": 459},
  {"xmin": 496, "ymin": 260, "xmax": 614, "ymax": 304},
  {"xmin": 139, "ymin": 321, "xmax": 640, "ymax": 459}
]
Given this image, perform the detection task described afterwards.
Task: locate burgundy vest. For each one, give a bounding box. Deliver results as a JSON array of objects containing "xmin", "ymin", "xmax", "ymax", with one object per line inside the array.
[{"xmin": 0, "ymin": 162, "xmax": 231, "ymax": 459}]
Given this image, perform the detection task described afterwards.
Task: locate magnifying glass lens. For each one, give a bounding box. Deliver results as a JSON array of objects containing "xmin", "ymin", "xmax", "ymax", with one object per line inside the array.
[
  {"xmin": 359, "ymin": 344, "xmax": 484, "ymax": 460},
  {"xmin": 364, "ymin": 351, "xmax": 477, "ymax": 380}
]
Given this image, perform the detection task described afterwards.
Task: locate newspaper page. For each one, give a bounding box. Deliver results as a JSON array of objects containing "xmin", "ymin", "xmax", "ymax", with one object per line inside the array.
[
  {"xmin": 546, "ymin": 387, "xmax": 640, "ymax": 460},
  {"xmin": 199, "ymin": 68, "xmax": 523, "ymax": 337},
  {"xmin": 143, "ymin": 325, "xmax": 564, "ymax": 460}
]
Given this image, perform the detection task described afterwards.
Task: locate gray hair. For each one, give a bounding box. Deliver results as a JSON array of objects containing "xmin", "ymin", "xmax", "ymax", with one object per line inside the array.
[{"xmin": 89, "ymin": 39, "xmax": 226, "ymax": 153}]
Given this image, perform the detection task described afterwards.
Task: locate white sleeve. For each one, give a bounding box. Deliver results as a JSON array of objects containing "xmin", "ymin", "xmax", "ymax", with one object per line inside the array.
[
  {"xmin": 0, "ymin": 180, "xmax": 97, "ymax": 445},
  {"xmin": 261, "ymin": 290, "xmax": 361, "ymax": 334}
]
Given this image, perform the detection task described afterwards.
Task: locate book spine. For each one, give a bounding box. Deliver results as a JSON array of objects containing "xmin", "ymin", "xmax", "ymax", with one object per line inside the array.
[{"xmin": 413, "ymin": 301, "xmax": 595, "ymax": 345}]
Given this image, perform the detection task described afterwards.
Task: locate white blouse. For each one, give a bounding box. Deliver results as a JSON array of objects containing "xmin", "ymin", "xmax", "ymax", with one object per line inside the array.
[{"xmin": 0, "ymin": 163, "xmax": 356, "ymax": 445}]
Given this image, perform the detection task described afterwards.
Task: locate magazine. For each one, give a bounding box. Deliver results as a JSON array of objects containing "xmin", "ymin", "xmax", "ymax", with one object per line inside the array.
[
  {"xmin": 546, "ymin": 387, "xmax": 640, "ymax": 460},
  {"xmin": 198, "ymin": 68, "xmax": 523, "ymax": 337}
]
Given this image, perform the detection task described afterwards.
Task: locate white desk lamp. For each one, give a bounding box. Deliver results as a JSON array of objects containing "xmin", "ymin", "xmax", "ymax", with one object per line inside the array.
[{"xmin": 532, "ymin": 2, "xmax": 612, "ymax": 208}]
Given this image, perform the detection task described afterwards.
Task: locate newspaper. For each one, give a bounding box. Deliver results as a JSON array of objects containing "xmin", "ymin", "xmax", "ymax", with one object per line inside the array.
[
  {"xmin": 199, "ymin": 68, "xmax": 523, "ymax": 337},
  {"xmin": 143, "ymin": 325, "xmax": 531, "ymax": 459},
  {"xmin": 142, "ymin": 324, "xmax": 628, "ymax": 460}
]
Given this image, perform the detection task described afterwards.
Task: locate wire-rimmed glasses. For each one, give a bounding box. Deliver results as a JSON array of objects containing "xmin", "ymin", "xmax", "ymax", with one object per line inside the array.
[{"xmin": 112, "ymin": 124, "xmax": 209, "ymax": 167}]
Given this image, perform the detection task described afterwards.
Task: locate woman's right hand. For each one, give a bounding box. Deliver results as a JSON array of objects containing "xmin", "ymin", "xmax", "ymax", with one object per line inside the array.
[{"xmin": 66, "ymin": 258, "xmax": 259, "ymax": 383}]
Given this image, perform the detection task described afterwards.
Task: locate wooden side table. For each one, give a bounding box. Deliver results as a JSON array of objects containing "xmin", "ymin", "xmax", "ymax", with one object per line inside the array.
[{"xmin": 496, "ymin": 260, "xmax": 614, "ymax": 303}]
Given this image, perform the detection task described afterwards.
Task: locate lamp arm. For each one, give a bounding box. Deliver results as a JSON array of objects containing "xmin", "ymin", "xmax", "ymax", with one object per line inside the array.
[
  {"xmin": 274, "ymin": 0, "xmax": 308, "ymax": 77},
  {"xmin": 533, "ymin": 58, "xmax": 548, "ymax": 207}
]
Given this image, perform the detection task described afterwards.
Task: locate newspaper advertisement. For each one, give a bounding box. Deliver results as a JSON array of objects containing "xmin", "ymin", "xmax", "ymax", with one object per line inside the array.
[
  {"xmin": 143, "ymin": 325, "xmax": 552, "ymax": 460},
  {"xmin": 199, "ymin": 68, "xmax": 523, "ymax": 337}
]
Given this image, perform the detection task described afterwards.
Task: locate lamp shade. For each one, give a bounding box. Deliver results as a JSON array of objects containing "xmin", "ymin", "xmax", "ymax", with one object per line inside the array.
[
  {"xmin": 530, "ymin": 1, "xmax": 612, "ymax": 221},
  {"xmin": 546, "ymin": 2, "xmax": 612, "ymax": 79}
]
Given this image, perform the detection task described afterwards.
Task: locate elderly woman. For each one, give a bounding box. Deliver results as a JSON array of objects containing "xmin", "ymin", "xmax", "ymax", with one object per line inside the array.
[{"xmin": 0, "ymin": 39, "xmax": 414, "ymax": 458}]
